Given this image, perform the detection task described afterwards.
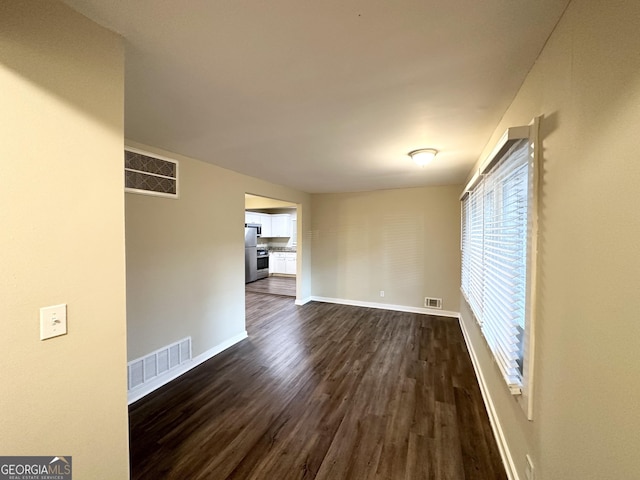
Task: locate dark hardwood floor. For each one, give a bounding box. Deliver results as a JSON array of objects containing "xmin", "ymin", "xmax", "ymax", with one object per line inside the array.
[
  {"xmin": 245, "ymin": 276, "xmax": 296, "ymax": 297},
  {"xmin": 129, "ymin": 293, "xmax": 506, "ymax": 479}
]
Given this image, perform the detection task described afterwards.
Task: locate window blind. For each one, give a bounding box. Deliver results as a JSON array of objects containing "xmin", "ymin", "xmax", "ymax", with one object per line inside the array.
[{"xmin": 461, "ymin": 138, "xmax": 531, "ymax": 394}]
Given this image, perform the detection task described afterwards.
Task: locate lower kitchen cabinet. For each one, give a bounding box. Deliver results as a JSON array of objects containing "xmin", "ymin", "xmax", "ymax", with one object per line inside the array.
[
  {"xmin": 285, "ymin": 255, "xmax": 296, "ymax": 275},
  {"xmin": 275, "ymin": 255, "xmax": 286, "ymax": 274},
  {"xmin": 271, "ymin": 252, "xmax": 296, "ymax": 275}
]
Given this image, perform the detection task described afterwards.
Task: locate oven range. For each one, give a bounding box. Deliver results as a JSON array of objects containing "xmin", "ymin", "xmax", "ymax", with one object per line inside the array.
[{"xmin": 256, "ymin": 248, "xmax": 269, "ymax": 280}]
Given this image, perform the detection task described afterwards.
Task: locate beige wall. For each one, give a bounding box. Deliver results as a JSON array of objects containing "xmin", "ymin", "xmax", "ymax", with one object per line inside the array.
[
  {"xmin": 459, "ymin": 0, "xmax": 640, "ymax": 478},
  {"xmin": 311, "ymin": 186, "xmax": 461, "ymax": 312},
  {"xmin": 125, "ymin": 142, "xmax": 311, "ymax": 360},
  {"xmin": 0, "ymin": 2, "xmax": 129, "ymax": 478}
]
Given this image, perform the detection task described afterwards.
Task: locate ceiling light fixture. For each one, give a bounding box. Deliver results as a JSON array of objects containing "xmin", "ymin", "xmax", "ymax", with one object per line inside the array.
[{"xmin": 408, "ymin": 148, "xmax": 438, "ymax": 167}]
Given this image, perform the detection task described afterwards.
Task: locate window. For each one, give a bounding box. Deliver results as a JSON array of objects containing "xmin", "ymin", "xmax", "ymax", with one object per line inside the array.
[{"xmin": 461, "ymin": 123, "xmax": 537, "ymax": 414}]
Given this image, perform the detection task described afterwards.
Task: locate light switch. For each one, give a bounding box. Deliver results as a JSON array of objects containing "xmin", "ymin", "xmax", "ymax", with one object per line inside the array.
[{"xmin": 40, "ymin": 304, "xmax": 67, "ymax": 340}]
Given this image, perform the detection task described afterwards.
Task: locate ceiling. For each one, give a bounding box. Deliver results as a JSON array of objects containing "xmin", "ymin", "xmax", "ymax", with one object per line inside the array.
[{"xmin": 63, "ymin": 0, "xmax": 569, "ymax": 193}]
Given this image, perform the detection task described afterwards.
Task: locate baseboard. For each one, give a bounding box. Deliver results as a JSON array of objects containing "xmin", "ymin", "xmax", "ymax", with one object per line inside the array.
[
  {"xmin": 295, "ymin": 296, "xmax": 312, "ymax": 306},
  {"xmin": 458, "ymin": 314, "xmax": 519, "ymax": 480},
  {"xmin": 309, "ymin": 296, "xmax": 460, "ymax": 318},
  {"xmin": 127, "ymin": 331, "xmax": 248, "ymax": 405}
]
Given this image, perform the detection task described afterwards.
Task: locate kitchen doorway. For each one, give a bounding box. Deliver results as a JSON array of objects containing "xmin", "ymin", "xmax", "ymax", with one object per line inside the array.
[{"xmin": 244, "ymin": 194, "xmax": 298, "ymax": 299}]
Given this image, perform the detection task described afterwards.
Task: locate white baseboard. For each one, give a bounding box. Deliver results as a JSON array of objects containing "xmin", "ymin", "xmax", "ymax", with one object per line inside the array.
[
  {"xmin": 127, "ymin": 331, "xmax": 248, "ymax": 405},
  {"xmin": 458, "ymin": 314, "xmax": 519, "ymax": 480},
  {"xmin": 295, "ymin": 296, "xmax": 312, "ymax": 306},
  {"xmin": 308, "ymin": 296, "xmax": 460, "ymax": 318}
]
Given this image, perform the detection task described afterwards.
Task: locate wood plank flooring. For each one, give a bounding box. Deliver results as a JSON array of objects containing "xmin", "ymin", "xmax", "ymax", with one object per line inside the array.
[
  {"xmin": 245, "ymin": 276, "xmax": 296, "ymax": 297},
  {"xmin": 129, "ymin": 293, "xmax": 506, "ymax": 479}
]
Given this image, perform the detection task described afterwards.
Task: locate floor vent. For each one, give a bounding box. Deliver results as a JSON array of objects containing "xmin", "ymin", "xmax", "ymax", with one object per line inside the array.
[
  {"xmin": 127, "ymin": 337, "xmax": 191, "ymax": 391},
  {"xmin": 424, "ymin": 297, "xmax": 443, "ymax": 309}
]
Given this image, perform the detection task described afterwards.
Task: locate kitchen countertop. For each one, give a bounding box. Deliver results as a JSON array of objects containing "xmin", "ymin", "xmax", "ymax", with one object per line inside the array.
[{"xmin": 269, "ymin": 247, "xmax": 297, "ymax": 253}]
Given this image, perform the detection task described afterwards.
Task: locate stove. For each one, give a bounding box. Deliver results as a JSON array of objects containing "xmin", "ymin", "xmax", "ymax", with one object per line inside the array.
[{"xmin": 256, "ymin": 248, "xmax": 269, "ymax": 279}]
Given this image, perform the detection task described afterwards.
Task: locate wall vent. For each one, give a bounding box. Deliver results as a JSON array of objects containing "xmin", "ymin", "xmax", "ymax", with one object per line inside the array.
[
  {"xmin": 127, "ymin": 337, "xmax": 191, "ymax": 391},
  {"xmin": 424, "ymin": 297, "xmax": 443, "ymax": 309},
  {"xmin": 125, "ymin": 147, "xmax": 179, "ymax": 198}
]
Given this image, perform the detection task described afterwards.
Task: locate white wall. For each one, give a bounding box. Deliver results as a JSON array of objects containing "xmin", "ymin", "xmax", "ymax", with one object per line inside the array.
[
  {"xmin": 125, "ymin": 142, "xmax": 311, "ymax": 361},
  {"xmin": 459, "ymin": 1, "xmax": 640, "ymax": 478},
  {"xmin": 311, "ymin": 186, "xmax": 461, "ymax": 312},
  {"xmin": 0, "ymin": 1, "xmax": 129, "ymax": 478}
]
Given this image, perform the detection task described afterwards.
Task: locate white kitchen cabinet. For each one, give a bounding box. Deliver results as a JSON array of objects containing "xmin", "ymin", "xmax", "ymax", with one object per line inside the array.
[
  {"xmin": 274, "ymin": 253, "xmax": 287, "ymax": 274},
  {"xmin": 289, "ymin": 218, "xmax": 297, "ymax": 247},
  {"xmin": 271, "ymin": 214, "xmax": 291, "ymax": 237},
  {"xmin": 268, "ymin": 253, "xmax": 275, "ymax": 274},
  {"xmin": 245, "ymin": 212, "xmax": 273, "ymax": 236},
  {"xmin": 258, "ymin": 213, "xmax": 272, "ymax": 237},
  {"xmin": 271, "ymin": 251, "xmax": 296, "ymax": 275},
  {"xmin": 285, "ymin": 252, "xmax": 296, "ymax": 275},
  {"xmin": 248, "ymin": 213, "xmax": 291, "ymax": 238},
  {"xmin": 245, "ymin": 212, "xmax": 260, "ymax": 224}
]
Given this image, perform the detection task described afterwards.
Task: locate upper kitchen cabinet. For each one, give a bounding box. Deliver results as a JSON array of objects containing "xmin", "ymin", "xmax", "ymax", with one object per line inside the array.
[
  {"xmin": 245, "ymin": 211, "xmax": 293, "ymax": 238},
  {"xmin": 290, "ymin": 218, "xmax": 297, "ymax": 247},
  {"xmin": 258, "ymin": 213, "xmax": 272, "ymax": 237},
  {"xmin": 245, "ymin": 212, "xmax": 272, "ymax": 236},
  {"xmin": 271, "ymin": 214, "xmax": 291, "ymax": 237},
  {"xmin": 245, "ymin": 212, "xmax": 260, "ymax": 224}
]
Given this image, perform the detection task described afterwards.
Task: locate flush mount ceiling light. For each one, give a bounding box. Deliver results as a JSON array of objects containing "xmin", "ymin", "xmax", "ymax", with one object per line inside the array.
[{"xmin": 408, "ymin": 148, "xmax": 438, "ymax": 167}]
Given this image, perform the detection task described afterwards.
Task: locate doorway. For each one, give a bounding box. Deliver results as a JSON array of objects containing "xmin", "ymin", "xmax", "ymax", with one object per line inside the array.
[{"xmin": 244, "ymin": 194, "xmax": 298, "ymax": 298}]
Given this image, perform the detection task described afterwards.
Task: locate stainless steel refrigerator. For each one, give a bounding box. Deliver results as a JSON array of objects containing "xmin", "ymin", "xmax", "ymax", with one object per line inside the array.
[{"xmin": 245, "ymin": 226, "xmax": 258, "ymax": 283}]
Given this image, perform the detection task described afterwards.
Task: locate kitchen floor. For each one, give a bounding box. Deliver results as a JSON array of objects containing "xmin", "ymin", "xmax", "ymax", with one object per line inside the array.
[{"xmin": 245, "ymin": 275, "xmax": 296, "ymax": 297}]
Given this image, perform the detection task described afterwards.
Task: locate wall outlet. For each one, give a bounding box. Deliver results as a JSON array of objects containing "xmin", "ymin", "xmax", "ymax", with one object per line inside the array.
[
  {"xmin": 525, "ymin": 454, "xmax": 534, "ymax": 480},
  {"xmin": 379, "ymin": 290, "xmax": 385, "ymax": 297}
]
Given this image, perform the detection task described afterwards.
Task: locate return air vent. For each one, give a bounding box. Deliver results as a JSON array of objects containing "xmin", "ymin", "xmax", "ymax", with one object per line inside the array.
[
  {"xmin": 125, "ymin": 148, "xmax": 179, "ymax": 198},
  {"xmin": 127, "ymin": 337, "xmax": 191, "ymax": 391},
  {"xmin": 424, "ymin": 297, "xmax": 443, "ymax": 309}
]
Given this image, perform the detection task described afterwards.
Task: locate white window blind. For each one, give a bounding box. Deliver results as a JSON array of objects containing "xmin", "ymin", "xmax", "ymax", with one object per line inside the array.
[
  {"xmin": 466, "ymin": 182, "xmax": 486, "ymax": 322},
  {"xmin": 461, "ymin": 138, "xmax": 532, "ymax": 394}
]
